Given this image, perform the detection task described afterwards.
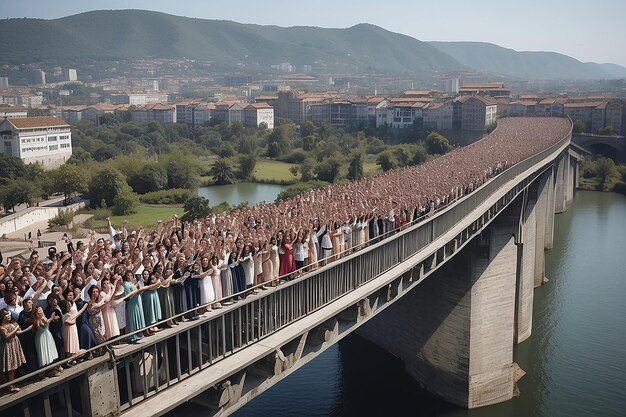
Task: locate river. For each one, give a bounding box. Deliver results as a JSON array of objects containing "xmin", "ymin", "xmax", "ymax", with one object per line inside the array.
[
  {"xmin": 197, "ymin": 182, "xmax": 286, "ymax": 207},
  {"xmin": 168, "ymin": 190, "xmax": 626, "ymax": 417}
]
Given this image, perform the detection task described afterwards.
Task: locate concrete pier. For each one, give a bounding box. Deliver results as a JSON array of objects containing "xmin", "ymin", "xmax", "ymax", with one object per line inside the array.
[{"xmin": 358, "ymin": 207, "xmax": 520, "ymax": 409}]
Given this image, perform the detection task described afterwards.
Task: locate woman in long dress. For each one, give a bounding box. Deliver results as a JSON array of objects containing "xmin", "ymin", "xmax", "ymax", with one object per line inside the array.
[
  {"xmin": 87, "ymin": 286, "xmax": 107, "ymax": 346},
  {"xmin": 99, "ymin": 278, "xmax": 122, "ymax": 340},
  {"xmin": 158, "ymin": 262, "xmax": 176, "ymax": 326},
  {"xmin": 209, "ymin": 255, "xmax": 223, "ymax": 309},
  {"xmin": 219, "ymin": 247, "xmax": 233, "ymax": 301},
  {"xmin": 1, "ymin": 308, "xmax": 30, "ymax": 392},
  {"xmin": 123, "ymin": 270, "xmax": 160, "ymax": 342},
  {"xmin": 269, "ymin": 236, "xmax": 280, "ymax": 286},
  {"xmin": 240, "ymin": 245, "xmax": 255, "ymax": 290},
  {"xmin": 195, "ymin": 258, "xmax": 215, "ymax": 314},
  {"xmin": 307, "ymin": 229, "xmax": 319, "ymax": 271},
  {"xmin": 278, "ymin": 231, "xmax": 296, "ymax": 279},
  {"xmin": 32, "ymin": 306, "xmax": 62, "ymax": 375},
  {"xmin": 260, "ymin": 240, "xmax": 273, "ymax": 285},
  {"xmin": 142, "ymin": 272, "xmax": 162, "ymax": 334},
  {"xmin": 171, "ymin": 255, "xmax": 189, "ymax": 317},
  {"xmin": 60, "ymin": 300, "xmax": 88, "ymax": 363}
]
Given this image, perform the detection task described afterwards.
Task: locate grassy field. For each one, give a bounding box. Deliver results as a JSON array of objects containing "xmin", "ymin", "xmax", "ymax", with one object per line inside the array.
[
  {"xmin": 83, "ymin": 205, "xmax": 184, "ymax": 231},
  {"xmin": 253, "ymin": 160, "xmax": 297, "ymax": 182}
]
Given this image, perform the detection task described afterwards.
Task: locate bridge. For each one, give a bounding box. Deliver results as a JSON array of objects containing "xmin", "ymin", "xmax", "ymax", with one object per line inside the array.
[
  {"xmin": 573, "ymin": 133, "xmax": 625, "ymax": 163},
  {"xmin": 1, "ymin": 121, "xmax": 576, "ymax": 417}
]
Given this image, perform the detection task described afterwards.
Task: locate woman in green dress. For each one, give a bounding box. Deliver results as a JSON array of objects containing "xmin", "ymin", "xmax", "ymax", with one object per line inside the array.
[
  {"xmin": 122, "ymin": 271, "xmax": 160, "ymax": 343},
  {"xmin": 142, "ymin": 271, "xmax": 162, "ymax": 334},
  {"xmin": 156, "ymin": 262, "xmax": 175, "ymax": 327}
]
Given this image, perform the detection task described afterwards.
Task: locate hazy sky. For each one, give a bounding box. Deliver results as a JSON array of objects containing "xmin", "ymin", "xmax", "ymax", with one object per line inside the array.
[{"xmin": 3, "ymin": 0, "xmax": 626, "ymax": 67}]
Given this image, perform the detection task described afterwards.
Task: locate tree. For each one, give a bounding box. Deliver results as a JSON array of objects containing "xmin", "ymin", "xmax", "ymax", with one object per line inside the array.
[
  {"xmin": 181, "ymin": 196, "xmax": 212, "ymax": 222},
  {"xmin": 267, "ymin": 125, "xmax": 292, "ymax": 157},
  {"xmin": 66, "ymin": 148, "xmax": 92, "ymax": 165},
  {"xmin": 112, "ymin": 189, "xmax": 139, "ymax": 216},
  {"xmin": 52, "ymin": 164, "xmax": 87, "ymax": 203},
  {"xmin": 365, "ymin": 137, "xmax": 386, "ymax": 155},
  {"xmin": 425, "ymin": 132, "xmax": 453, "ymax": 155},
  {"xmin": 166, "ymin": 158, "xmax": 199, "ymax": 190},
  {"xmin": 599, "ymin": 125, "xmax": 615, "ymax": 136},
  {"xmin": 301, "ymin": 120, "xmax": 316, "ymax": 138},
  {"xmin": 209, "ymin": 158, "xmax": 236, "ymax": 185},
  {"xmin": 218, "ymin": 142, "xmax": 236, "ymax": 158},
  {"xmin": 93, "ymin": 144, "xmax": 119, "ymax": 161},
  {"xmin": 412, "ymin": 144, "xmax": 428, "ymax": 165},
  {"xmin": 88, "ymin": 168, "xmax": 129, "ymax": 208},
  {"xmin": 314, "ymin": 156, "xmax": 341, "ymax": 183},
  {"xmin": 376, "ymin": 149, "xmax": 398, "ymax": 172},
  {"xmin": 594, "ymin": 157, "xmax": 617, "ymax": 191},
  {"xmin": 347, "ymin": 152, "xmax": 364, "ymax": 181},
  {"xmin": 238, "ymin": 135, "xmax": 257, "ymax": 154},
  {"xmin": 129, "ymin": 163, "xmax": 168, "ymax": 194},
  {"xmin": 573, "ymin": 119, "xmax": 586, "ymax": 134},
  {"xmin": 0, "ymin": 154, "xmax": 25, "ymax": 181},
  {"xmin": 0, "ymin": 178, "xmax": 39, "ymax": 213},
  {"xmin": 237, "ymin": 153, "xmax": 258, "ymax": 181},
  {"xmin": 298, "ymin": 158, "xmax": 316, "ymax": 182}
]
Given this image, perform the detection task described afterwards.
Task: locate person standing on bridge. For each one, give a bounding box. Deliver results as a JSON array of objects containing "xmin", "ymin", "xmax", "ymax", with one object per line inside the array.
[{"xmin": 1, "ymin": 308, "xmax": 30, "ymax": 393}]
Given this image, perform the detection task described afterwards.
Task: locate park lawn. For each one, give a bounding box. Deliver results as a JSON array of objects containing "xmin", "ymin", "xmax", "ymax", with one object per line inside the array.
[
  {"xmin": 364, "ymin": 159, "xmax": 380, "ymax": 176},
  {"xmin": 253, "ymin": 160, "xmax": 297, "ymax": 182},
  {"xmin": 85, "ymin": 205, "xmax": 184, "ymax": 231}
]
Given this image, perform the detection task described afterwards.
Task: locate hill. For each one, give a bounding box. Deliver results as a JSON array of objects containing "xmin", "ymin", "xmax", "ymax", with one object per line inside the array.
[
  {"xmin": 429, "ymin": 41, "xmax": 626, "ymax": 80},
  {"xmin": 0, "ymin": 10, "xmax": 463, "ymax": 77}
]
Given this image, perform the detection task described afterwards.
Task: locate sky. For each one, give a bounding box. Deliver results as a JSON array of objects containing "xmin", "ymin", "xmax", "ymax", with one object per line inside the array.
[{"xmin": 2, "ymin": 0, "xmax": 626, "ymax": 67}]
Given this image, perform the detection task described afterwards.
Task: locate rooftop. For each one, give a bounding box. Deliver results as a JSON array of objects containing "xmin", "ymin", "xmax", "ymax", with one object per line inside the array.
[{"xmin": 6, "ymin": 116, "xmax": 69, "ymax": 129}]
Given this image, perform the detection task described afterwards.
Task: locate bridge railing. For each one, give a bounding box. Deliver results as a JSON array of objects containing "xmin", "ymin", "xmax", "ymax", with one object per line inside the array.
[{"xmin": 0, "ymin": 128, "xmax": 572, "ymax": 416}]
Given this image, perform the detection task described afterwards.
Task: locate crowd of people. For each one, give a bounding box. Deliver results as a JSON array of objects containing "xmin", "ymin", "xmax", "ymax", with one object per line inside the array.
[{"xmin": 0, "ymin": 117, "xmax": 571, "ymax": 393}]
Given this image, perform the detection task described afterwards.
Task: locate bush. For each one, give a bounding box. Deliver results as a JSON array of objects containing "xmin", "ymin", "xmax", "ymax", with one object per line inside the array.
[
  {"xmin": 92, "ymin": 207, "xmax": 112, "ymax": 220},
  {"xmin": 88, "ymin": 167, "xmax": 128, "ymax": 208},
  {"xmin": 278, "ymin": 149, "xmax": 307, "ymax": 164},
  {"xmin": 112, "ymin": 191, "xmax": 139, "ymax": 216},
  {"xmin": 138, "ymin": 189, "xmax": 193, "ymax": 205},
  {"xmin": 275, "ymin": 181, "xmax": 329, "ymax": 203},
  {"xmin": 49, "ymin": 209, "xmax": 74, "ymax": 227}
]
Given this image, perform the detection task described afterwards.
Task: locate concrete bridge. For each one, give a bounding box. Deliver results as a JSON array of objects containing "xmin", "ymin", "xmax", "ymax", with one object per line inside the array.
[
  {"xmin": 573, "ymin": 133, "xmax": 625, "ymax": 163},
  {"xmin": 0, "ymin": 126, "xmax": 576, "ymax": 417}
]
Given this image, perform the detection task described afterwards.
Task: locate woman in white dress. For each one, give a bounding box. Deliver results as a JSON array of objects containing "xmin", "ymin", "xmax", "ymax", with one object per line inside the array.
[{"xmin": 194, "ymin": 258, "xmax": 214, "ymax": 314}]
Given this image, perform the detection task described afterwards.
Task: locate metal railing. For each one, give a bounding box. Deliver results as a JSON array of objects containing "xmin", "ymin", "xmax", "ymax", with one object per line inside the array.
[{"xmin": 0, "ymin": 127, "xmax": 572, "ymax": 416}]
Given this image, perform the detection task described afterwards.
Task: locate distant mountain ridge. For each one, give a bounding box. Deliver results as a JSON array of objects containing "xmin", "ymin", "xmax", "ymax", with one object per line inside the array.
[
  {"xmin": 0, "ymin": 10, "xmax": 463, "ymax": 78},
  {"xmin": 428, "ymin": 41, "xmax": 626, "ymax": 80},
  {"xmin": 0, "ymin": 10, "xmax": 624, "ymax": 81}
]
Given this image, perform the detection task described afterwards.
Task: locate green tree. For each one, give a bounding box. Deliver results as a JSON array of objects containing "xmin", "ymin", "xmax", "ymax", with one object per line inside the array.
[
  {"xmin": 238, "ymin": 135, "xmax": 257, "ymax": 154},
  {"xmin": 301, "ymin": 120, "xmax": 316, "ymax": 138},
  {"xmin": 314, "ymin": 156, "xmax": 341, "ymax": 183},
  {"xmin": 237, "ymin": 153, "xmax": 258, "ymax": 181},
  {"xmin": 573, "ymin": 119, "xmax": 586, "ymax": 134},
  {"xmin": 347, "ymin": 152, "xmax": 364, "ymax": 181},
  {"xmin": 66, "ymin": 148, "xmax": 93, "ymax": 165},
  {"xmin": 93, "ymin": 144, "xmax": 119, "ymax": 161},
  {"xmin": 412, "ymin": 144, "xmax": 428, "ymax": 165},
  {"xmin": 376, "ymin": 149, "xmax": 398, "ymax": 172},
  {"xmin": 425, "ymin": 132, "xmax": 453, "ymax": 155},
  {"xmin": 0, "ymin": 154, "xmax": 25, "ymax": 181},
  {"xmin": 299, "ymin": 158, "xmax": 316, "ymax": 182},
  {"xmin": 599, "ymin": 125, "xmax": 615, "ymax": 135},
  {"xmin": 181, "ymin": 196, "xmax": 212, "ymax": 222},
  {"xmin": 166, "ymin": 158, "xmax": 199, "ymax": 190},
  {"xmin": 365, "ymin": 137, "xmax": 386, "ymax": 155},
  {"xmin": 112, "ymin": 189, "xmax": 139, "ymax": 216},
  {"xmin": 52, "ymin": 164, "xmax": 87, "ymax": 203},
  {"xmin": 218, "ymin": 142, "xmax": 236, "ymax": 158},
  {"xmin": 267, "ymin": 125, "xmax": 292, "ymax": 157},
  {"xmin": 129, "ymin": 163, "xmax": 168, "ymax": 194},
  {"xmin": 594, "ymin": 157, "xmax": 617, "ymax": 190},
  {"xmin": 88, "ymin": 168, "xmax": 129, "ymax": 208},
  {"xmin": 209, "ymin": 158, "xmax": 236, "ymax": 185},
  {"xmin": 0, "ymin": 178, "xmax": 38, "ymax": 212}
]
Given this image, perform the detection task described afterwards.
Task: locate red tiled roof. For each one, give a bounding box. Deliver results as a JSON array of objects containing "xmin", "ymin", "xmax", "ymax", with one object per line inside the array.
[{"xmin": 7, "ymin": 116, "xmax": 69, "ymax": 129}]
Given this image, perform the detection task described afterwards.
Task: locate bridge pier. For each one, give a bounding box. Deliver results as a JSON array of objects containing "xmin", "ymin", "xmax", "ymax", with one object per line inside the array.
[
  {"xmin": 358, "ymin": 203, "xmax": 521, "ymax": 409},
  {"xmin": 544, "ymin": 166, "xmax": 556, "ymax": 251},
  {"xmin": 515, "ymin": 190, "xmax": 537, "ymax": 343},
  {"xmin": 554, "ymin": 154, "xmax": 567, "ymax": 214}
]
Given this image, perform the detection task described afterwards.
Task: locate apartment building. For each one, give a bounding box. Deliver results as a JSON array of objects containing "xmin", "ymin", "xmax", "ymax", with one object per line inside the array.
[
  {"xmin": 130, "ymin": 103, "xmax": 175, "ymax": 123},
  {"xmin": 454, "ymin": 95, "xmax": 498, "ymax": 131},
  {"xmin": 193, "ymin": 103, "xmax": 216, "ymax": 127},
  {"xmin": 0, "ymin": 116, "xmax": 72, "ymax": 168},
  {"xmin": 244, "ymin": 103, "xmax": 274, "ymax": 129},
  {"xmin": 459, "ymin": 83, "xmax": 511, "ymax": 98},
  {"xmin": 0, "ymin": 105, "xmax": 28, "ymax": 119},
  {"xmin": 423, "ymin": 101, "xmax": 454, "ymax": 130}
]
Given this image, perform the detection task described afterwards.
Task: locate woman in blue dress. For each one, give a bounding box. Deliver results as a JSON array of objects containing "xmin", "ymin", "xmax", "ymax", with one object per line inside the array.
[
  {"xmin": 32, "ymin": 306, "xmax": 62, "ymax": 376},
  {"xmin": 142, "ymin": 272, "xmax": 162, "ymax": 334},
  {"xmin": 122, "ymin": 270, "xmax": 160, "ymax": 343}
]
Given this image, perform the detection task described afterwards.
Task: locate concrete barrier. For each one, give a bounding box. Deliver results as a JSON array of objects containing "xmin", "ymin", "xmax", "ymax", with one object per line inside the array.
[{"xmin": 0, "ymin": 202, "xmax": 86, "ymax": 236}]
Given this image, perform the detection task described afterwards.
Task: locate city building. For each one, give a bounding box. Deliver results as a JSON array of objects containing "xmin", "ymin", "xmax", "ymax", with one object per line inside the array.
[
  {"xmin": 0, "ymin": 116, "xmax": 72, "ymax": 168},
  {"xmin": 26, "ymin": 69, "xmax": 46, "ymax": 85},
  {"xmin": 276, "ymin": 89, "xmax": 331, "ymax": 124},
  {"xmin": 130, "ymin": 103, "xmax": 175, "ymax": 123},
  {"xmin": 65, "ymin": 69, "xmax": 78, "ymax": 82},
  {"xmin": 175, "ymin": 101, "xmax": 202, "ymax": 126},
  {"xmin": 454, "ymin": 95, "xmax": 498, "ymax": 131},
  {"xmin": 244, "ymin": 103, "xmax": 274, "ymax": 129},
  {"xmin": 459, "ymin": 83, "xmax": 511, "ymax": 98},
  {"xmin": 422, "ymin": 101, "xmax": 454, "ymax": 130},
  {"xmin": 193, "ymin": 103, "xmax": 216, "ymax": 127},
  {"xmin": 0, "ymin": 77, "xmax": 8, "ymax": 87},
  {"xmin": 0, "ymin": 105, "xmax": 28, "ymax": 119}
]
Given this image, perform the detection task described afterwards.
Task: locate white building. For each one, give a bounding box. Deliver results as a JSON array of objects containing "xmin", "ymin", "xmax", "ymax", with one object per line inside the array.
[
  {"xmin": 193, "ymin": 103, "xmax": 216, "ymax": 127},
  {"xmin": 65, "ymin": 69, "xmax": 78, "ymax": 81},
  {"xmin": 244, "ymin": 103, "xmax": 274, "ymax": 129},
  {"xmin": 0, "ymin": 116, "xmax": 72, "ymax": 169}
]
